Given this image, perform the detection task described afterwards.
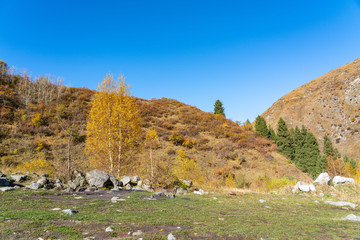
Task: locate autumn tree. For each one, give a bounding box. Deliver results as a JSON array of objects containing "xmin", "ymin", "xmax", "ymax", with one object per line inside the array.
[
  {"xmin": 86, "ymin": 74, "xmax": 141, "ymax": 177},
  {"xmin": 145, "ymin": 128, "xmax": 160, "ymax": 178},
  {"xmin": 214, "ymin": 99, "xmax": 225, "ymax": 117}
]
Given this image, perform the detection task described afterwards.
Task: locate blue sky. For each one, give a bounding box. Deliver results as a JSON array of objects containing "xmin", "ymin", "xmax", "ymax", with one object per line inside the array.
[{"xmin": 1, "ymin": 1, "xmax": 360, "ymax": 122}]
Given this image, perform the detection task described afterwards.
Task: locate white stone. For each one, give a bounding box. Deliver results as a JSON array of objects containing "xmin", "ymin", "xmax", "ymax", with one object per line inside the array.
[
  {"xmin": 218, "ymin": 218, "xmax": 224, "ymax": 221},
  {"xmin": 132, "ymin": 230, "xmax": 143, "ymax": 236},
  {"xmin": 62, "ymin": 209, "xmax": 78, "ymax": 215},
  {"xmin": 0, "ymin": 187, "xmax": 15, "ymax": 192},
  {"xmin": 167, "ymin": 233, "xmax": 176, "ymax": 240},
  {"xmin": 105, "ymin": 227, "xmax": 114, "ymax": 232},
  {"xmin": 324, "ymin": 201, "xmax": 357, "ymax": 209},
  {"xmin": 111, "ymin": 197, "xmax": 126, "ymax": 203},
  {"xmin": 342, "ymin": 214, "xmax": 360, "ymax": 221},
  {"xmin": 332, "ymin": 176, "xmax": 355, "ymax": 186},
  {"xmin": 299, "ymin": 185, "xmax": 310, "ymax": 192},
  {"xmin": 259, "ymin": 199, "xmax": 266, "ymax": 203},
  {"xmin": 51, "ymin": 208, "xmax": 61, "ymax": 211},
  {"xmin": 314, "ymin": 173, "xmax": 331, "ymax": 185},
  {"xmin": 309, "ymin": 184, "xmax": 316, "ymax": 192}
]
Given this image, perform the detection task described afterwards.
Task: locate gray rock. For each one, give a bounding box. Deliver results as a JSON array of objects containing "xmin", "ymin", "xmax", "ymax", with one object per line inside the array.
[
  {"xmin": 168, "ymin": 233, "xmax": 176, "ymax": 240},
  {"xmin": 314, "ymin": 172, "xmax": 331, "ymax": 185},
  {"xmin": 109, "ymin": 175, "xmax": 122, "ymax": 188},
  {"xmin": 193, "ymin": 189, "xmax": 205, "ymax": 195},
  {"xmin": 292, "ymin": 181, "xmax": 316, "ymax": 193},
  {"xmin": 55, "ymin": 179, "xmax": 63, "ymax": 188},
  {"xmin": 180, "ymin": 179, "xmax": 192, "ymax": 188},
  {"xmin": 324, "ymin": 201, "xmax": 357, "ymax": 209},
  {"xmin": 105, "ymin": 226, "xmax": 114, "ymax": 232},
  {"xmin": 137, "ymin": 180, "xmax": 143, "ymax": 187},
  {"xmin": 62, "ymin": 209, "xmax": 78, "ymax": 215},
  {"xmin": 155, "ymin": 192, "xmax": 165, "ymax": 196},
  {"xmin": 0, "ymin": 178, "xmax": 11, "ymax": 186},
  {"xmin": 68, "ymin": 170, "xmax": 86, "ymax": 189},
  {"xmin": 121, "ymin": 176, "xmax": 131, "ymax": 186},
  {"xmin": 176, "ymin": 187, "xmax": 188, "ymax": 195},
  {"xmin": 111, "ymin": 197, "xmax": 126, "ymax": 203},
  {"xmin": 86, "ymin": 170, "xmax": 112, "ymax": 188},
  {"xmin": 0, "ymin": 187, "xmax": 16, "ymax": 192},
  {"xmin": 130, "ymin": 176, "xmax": 140, "ymax": 184},
  {"xmin": 11, "ymin": 174, "xmax": 27, "ymax": 182},
  {"xmin": 259, "ymin": 199, "xmax": 266, "ymax": 203},
  {"xmin": 332, "ymin": 176, "xmax": 355, "ymax": 186},
  {"xmin": 142, "ymin": 184, "xmax": 152, "ymax": 191},
  {"xmin": 125, "ymin": 183, "xmax": 132, "ymax": 190},
  {"xmin": 26, "ymin": 181, "xmax": 41, "ymax": 190},
  {"xmin": 37, "ymin": 177, "xmax": 48, "ymax": 187},
  {"xmin": 132, "ymin": 230, "xmax": 143, "ymax": 236},
  {"xmin": 342, "ymin": 214, "xmax": 360, "ymax": 221}
]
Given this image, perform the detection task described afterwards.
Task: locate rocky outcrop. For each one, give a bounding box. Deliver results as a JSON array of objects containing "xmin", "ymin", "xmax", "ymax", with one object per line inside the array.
[
  {"xmin": 10, "ymin": 174, "xmax": 28, "ymax": 182},
  {"xmin": 68, "ymin": 170, "xmax": 86, "ymax": 189},
  {"xmin": 314, "ymin": 173, "xmax": 331, "ymax": 185}
]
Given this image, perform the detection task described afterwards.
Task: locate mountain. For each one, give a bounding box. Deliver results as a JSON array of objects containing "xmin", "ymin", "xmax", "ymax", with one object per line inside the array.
[
  {"xmin": 0, "ymin": 61, "xmax": 311, "ymax": 190},
  {"xmin": 262, "ymin": 58, "xmax": 360, "ymax": 161}
]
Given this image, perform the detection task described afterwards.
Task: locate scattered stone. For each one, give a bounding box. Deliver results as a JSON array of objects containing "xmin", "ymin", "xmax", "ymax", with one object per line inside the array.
[
  {"xmin": 314, "ymin": 172, "xmax": 331, "ymax": 185},
  {"xmin": 213, "ymin": 197, "xmax": 218, "ymax": 200},
  {"xmin": 130, "ymin": 176, "xmax": 140, "ymax": 184},
  {"xmin": 85, "ymin": 170, "xmax": 113, "ymax": 188},
  {"xmin": 342, "ymin": 207, "xmax": 349, "ymax": 210},
  {"xmin": 0, "ymin": 187, "xmax": 15, "ymax": 192},
  {"xmin": 168, "ymin": 233, "xmax": 176, "ymax": 240},
  {"xmin": 259, "ymin": 199, "xmax": 266, "ymax": 203},
  {"xmin": 105, "ymin": 227, "xmax": 114, "ymax": 232},
  {"xmin": 332, "ymin": 176, "xmax": 355, "ymax": 186},
  {"xmin": 180, "ymin": 179, "xmax": 192, "ymax": 188},
  {"xmin": 55, "ymin": 179, "xmax": 63, "ymax": 188},
  {"xmin": 193, "ymin": 189, "xmax": 205, "ymax": 195},
  {"xmin": 121, "ymin": 176, "xmax": 131, "ymax": 186},
  {"xmin": 218, "ymin": 218, "xmax": 224, "ymax": 221},
  {"xmin": 26, "ymin": 181, "xmax": 41, "ymax": 190},
  {"xmin": 68, "ymin": 170, "xmax": 86, "ymax": 189},
  {"xmin": 62, "ymin": 209, "xmax": 78, "ymax": 215},
  {"xmin": 314, "ymin": 200, "xmax": 319, "ymax": 203},
  {"xmin": 0, "ymin": 178, "xmax": 11, "ymax": 186},
  {"xmin": 265, "ymin": 206, "xmax": 271, "ymax": 209},
  {"xmin": 37, "ymin": 177, "xmax": 48, "ymax": 187},
  {"xmin": 125, "ymin": 184, "xmax": 132, "ymax": 190},
  {"xmin": 292, "ymin": 181, "xmax": 316, "ymax": 193},
  {"xmin": 155, "ymin": 192, "xmax": 165, "ymax": 197},
  {"xmin": 176, "ymin": 187, "xmax": 188, "ymax": 195},
  {"xmin": 342, "ymin": 214, "xmax": 360, "ymax": 221},
  {"xmin": 10, "ymin": 174, "xmax": 27, "ymax": 182},
  {"xmin": 132, "ymin": 230, "xmax": 143, "ymax": 236},
  {"xmin": 319, "ymin": 193, "xmax": 324, "ymax": 197},
  {"xmin": 142, "ymin": 183, "xmax": 152, "ymax": 191},
  {"xmin": 324, "ymin": 201, "xmax": 357, "ymax": 209},
  {"xmin": 51, "ymin": 208, "xmax": 61, "ymax": 211},
  {"xmin": 111, "ymin": 197, "xmax": 126, "ymax": 203},
  {"xmin": 63, "ymin": 187, "xmax": 75, "ymax": 193},
  {"xmin": 74, "ymin": 196, "xmax": 83, "ymax": 199}
]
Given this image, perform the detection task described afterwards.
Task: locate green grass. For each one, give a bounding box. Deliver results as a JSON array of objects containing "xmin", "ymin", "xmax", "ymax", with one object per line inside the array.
[{"xmin": 1, "ymin": 189, "xmax": 360, "ymax": 239}]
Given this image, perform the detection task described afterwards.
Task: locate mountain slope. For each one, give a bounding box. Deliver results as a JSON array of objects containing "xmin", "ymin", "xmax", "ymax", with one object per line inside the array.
[
  {"xmin": 262, "ymin": 58, "xmax": 360, "ymax": 160},
  {"xmin": 0, "ymin": 64, "xmax": 311, "ymax": 190}
]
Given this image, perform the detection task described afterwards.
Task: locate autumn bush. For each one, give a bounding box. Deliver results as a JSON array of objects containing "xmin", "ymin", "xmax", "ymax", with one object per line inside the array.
[{"xmin": 15, "ymin": 158, "xmax": 55, "ymax": 175}]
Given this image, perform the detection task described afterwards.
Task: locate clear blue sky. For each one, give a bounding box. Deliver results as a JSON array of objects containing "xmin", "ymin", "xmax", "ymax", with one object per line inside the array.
[{"xmin": 1, "ymin": 1, "xmax": 360, "ymax": 122}]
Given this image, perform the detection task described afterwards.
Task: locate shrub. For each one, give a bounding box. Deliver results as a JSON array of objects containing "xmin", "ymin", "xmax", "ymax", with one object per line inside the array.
[
  {"xmin": 15, "ymin": 158, "xmax": 55, "ymax": 175},
  {"xmin": 169, "ymin": 131, "xmax": 184, "ymax": 146},
  {"xmin": 32, "ymin": 113, "xmax": 44, "ymax": 126}
]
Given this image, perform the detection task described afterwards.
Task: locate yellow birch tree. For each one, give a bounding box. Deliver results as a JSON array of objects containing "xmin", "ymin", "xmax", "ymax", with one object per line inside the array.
[{"xmin": 86, "ymin": 74, "xmax": 141, "ymax": 177}]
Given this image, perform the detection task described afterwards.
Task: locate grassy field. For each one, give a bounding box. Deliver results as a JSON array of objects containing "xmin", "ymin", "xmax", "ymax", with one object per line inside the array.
[{"xmin": 1, "ymin": 188, "xmax": 360, "ymax": 239}]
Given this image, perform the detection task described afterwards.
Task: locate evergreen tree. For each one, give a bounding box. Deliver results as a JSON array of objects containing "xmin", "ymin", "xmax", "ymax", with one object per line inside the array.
[
  {"xmin": 268, "ymin": 125, "xmax": 276, "ymax": 141},
  {"xmin": 276, "ymin": 118, "xmax": 294, "ymax": 159},
  {"xmin": 214, "ymin": 99, "xmax": 225, "ymax": 117},
  {"xmin": 292, "ymin": 126, "xmax": 305, "ymax": 165},
  {"xmin": 323, "ymin": 135, "xmax": 340, "ymax": 158},
  {"xmin": 254, "ymin": 115, "xmax": 269, "ymax": 137}
]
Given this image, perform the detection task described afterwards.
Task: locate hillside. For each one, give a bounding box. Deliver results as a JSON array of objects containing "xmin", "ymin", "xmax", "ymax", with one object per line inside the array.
[
  {"xmin": 262, "ymin": 58, "xmax": 360, "ymax": 161},
  {"xmin": 0, "ymin": 62, "xmax": 311, "ymax": 190}
]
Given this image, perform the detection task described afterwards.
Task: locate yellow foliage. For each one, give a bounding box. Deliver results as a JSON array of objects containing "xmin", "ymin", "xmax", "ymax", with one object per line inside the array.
[
  {"xmin": 264, "ymin": 176, "xmax": 297, "ymax": 191},
  {"xmin": 86, "ymin": 74, "xmax": 141, "ymax": 177},
  {"xmin": 35, "ymin": 142, "xmax": 44, "ymax": 152},
  {"xmin": 32, "ymin": 113, "xmax": 43, "ymax": 126},
  {"xmin": 225, "ymin": 174, "xmax": 236, "ymax": 188},
  {"xmin": 15, "ymin": 158, "xmax": 55, "ymax": 175},
  {"xmin": 173, "ymin": 148, "xmax": 204, "ymax": 185}
]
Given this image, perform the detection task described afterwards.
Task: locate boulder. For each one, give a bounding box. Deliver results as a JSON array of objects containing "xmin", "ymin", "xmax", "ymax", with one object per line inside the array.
[
  {"xmin": 332, "ymin": 176, "xmax": 355, "ymax": 186},
  {"xmin": 180, "ymin": 179, "xmax": 192, "ymax": 188},
  {"xmin": 26, "ymin": 181, "xmax": 41, "ymax": 190},
  {"xmin": 314, "ymin": 173, "xmax": 331, "ymax": 185},
  {"xmin": 11, "ymin": 174, "xmax": 28, "ymax": 182},
  {"xmin": 86, "ymin": 170, "xmax": 112, "ymax": 188},
  {"xmin": 109, "ymin": 175, "xmax": 122, "ymax": 189},
  {"xmin": 193, "ymin": 189, "xmax": 205, "ymax": 195},
  {"xmin": 0, "ymin": 178, "xmax": 11, "ymax": 186},
  {"xmin": 0, "ymin": 186, "xmax": 16, "ymax": 192},
  {"xmin": 68, "ymin": 170, "xmax": 86, "ymax": 189},
  {"xmin": 62, "ymin": 209, "xmax": 78, "ymax": 215},
  {"xmin": 37, "ymin": 177, "xmax": 48, "ymax": 187},
  {"xmin": 130, "ymin": 176, "xmax": 140, "ymax": 185},
  {"xmin": 342, "ymin": 214, "xmax": 360, "ymax": 221},
  {"xmin": 121, "ymin": 176, "xmax": 131, "ymax": 186},
  {"xmin": 55, "ymin": 179, "xmax": 63, "ymax": 188},
  {"xmin": 292, "ymin": 181, "xmax": 316, "ymax": 193},
  {"xmin": 125, "ymin": 183, "xmax": 132, "ymax": 190},
  {"xmin": 176, "ymin": 187, "xmax": 188, "ymax": 195},
  {"xmin": 168, "ymin": 233, "xmax": 176, "ymax": 240}
]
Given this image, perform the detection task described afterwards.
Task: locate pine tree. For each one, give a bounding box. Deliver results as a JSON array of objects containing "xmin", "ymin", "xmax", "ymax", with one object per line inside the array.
[
  {"xmin": 268, "ymin": 125, "xmax": 277, "ymax": 141},
  {"xmin": 214, "ymin": 99, "xmax": 225, "ymax": 117},
  {"xmin": 86, "ymin": 74, "xmax": 141, "ymax": 177},
  {"xmin": 323, "ymin": 135, "xmax": 339, "ymax": 158},
  {"xmin": 255, "ymin": 115, "xmax": 269, "ymax": 138},
  {"xmin": 276, "ymin": 118, "xmax": 294, "ymax": 159}
]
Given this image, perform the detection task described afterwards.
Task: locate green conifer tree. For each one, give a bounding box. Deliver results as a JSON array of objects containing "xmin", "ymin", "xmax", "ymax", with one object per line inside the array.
[
  {"xmin": 214, "ymin": 100, "xmax": 225, "ymax": 117},
  {"xmin": 254, "ymin": 115, "xmax": 269, "ymax": 137},
  {"xmin": 268, "ymin": 125, "xmax": 276, "ymax": 141},
  {"xmin": 276, "ymin": 118, "xmax": 294, "ymax": 159}
]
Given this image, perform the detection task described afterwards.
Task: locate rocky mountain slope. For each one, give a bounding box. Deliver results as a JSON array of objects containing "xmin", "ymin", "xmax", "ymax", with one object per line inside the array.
[
  {"xmin": 0, "ymin": 62, "xmax": 311, "ymax": 190},
  {"xmin": 262, "ymin": 58, "xmax": 360, "ymax": 161}
]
